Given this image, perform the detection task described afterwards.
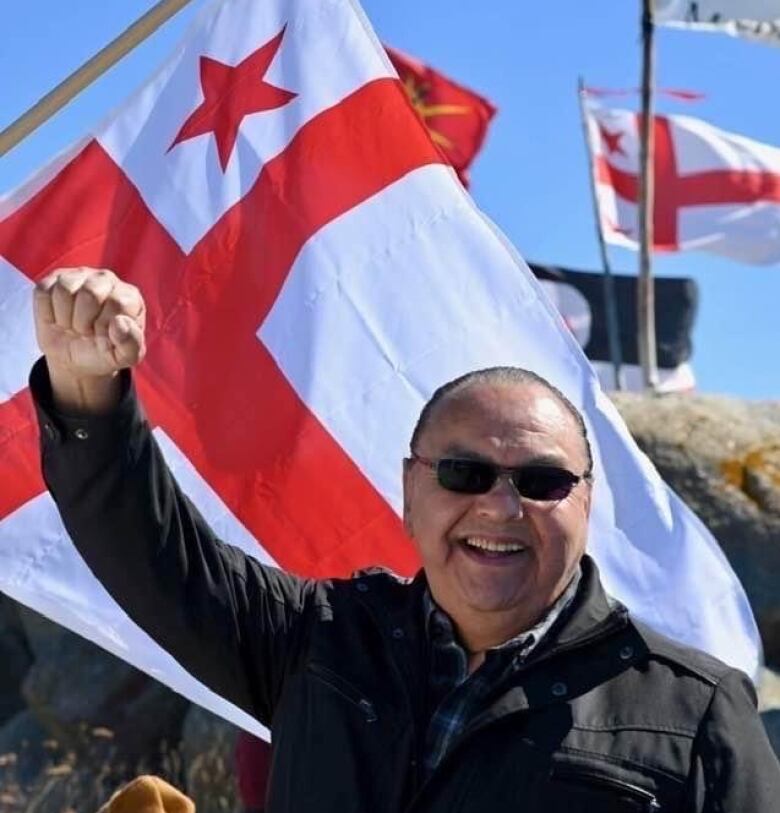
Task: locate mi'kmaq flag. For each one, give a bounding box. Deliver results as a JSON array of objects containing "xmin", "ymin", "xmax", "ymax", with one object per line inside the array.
[
  {"xmin": 0, "ymin": 0, "xmax": 760, "ymax": 735},
  {"xmin": 656, "ymin": 0, "xmax": 780, "ymax": 45},
  {"xmin": 587, "ymin": 103, "xmax": 780, "ymax": 264}
]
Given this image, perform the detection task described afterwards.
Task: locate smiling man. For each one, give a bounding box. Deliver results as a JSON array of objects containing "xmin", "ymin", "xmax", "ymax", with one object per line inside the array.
[
  {"xmin": 29, "ymin": 269, "xmax": 780, "ymax": 812},
  {"xmin": 404, "ymin": 370, "xmax": 592, "ymax": 660}
]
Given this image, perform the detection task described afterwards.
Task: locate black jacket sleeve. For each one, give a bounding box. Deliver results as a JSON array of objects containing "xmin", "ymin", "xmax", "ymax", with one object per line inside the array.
[
  {"xmin": 688, "ymin": 667, "xmax": 780, "ymax": 812},
  {"xmin": 30, "ymin": 357, "xmax": 319, "ymax": 727}
]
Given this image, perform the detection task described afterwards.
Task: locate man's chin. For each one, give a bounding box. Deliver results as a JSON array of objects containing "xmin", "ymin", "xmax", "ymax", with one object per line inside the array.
[{"xmin": 456, "ymin": 581, "xmax": 536, "ymax": 617}]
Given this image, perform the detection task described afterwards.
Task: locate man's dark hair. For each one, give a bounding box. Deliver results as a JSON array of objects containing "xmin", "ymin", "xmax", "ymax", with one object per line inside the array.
[{"xmin": 410, "ymin": 367, "xmax": 593, "ymax": 474}]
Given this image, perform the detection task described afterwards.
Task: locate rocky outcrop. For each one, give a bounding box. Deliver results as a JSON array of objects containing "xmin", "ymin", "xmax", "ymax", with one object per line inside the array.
[
  {"xmin": 759, "ymin": 667, "xmax": 780, "ymax": 712},
  {"xmin": 0, "ymin": 597, "xmax": 33, "ymax": 726},
  {"xmin": 613, "ymin": 393, "xmax": 780, "ymax": 666},
  {"xmin": 0, "ymin": 604, "xmax": 240, "ymax": 812},
  {"xmin": 21, "ymin": 621, "xmax": 189, "ymax": 761},
  {"xmin": 759, "ymin": 668, "xmax": 780, "ymax": 757},
  {"xmin": 764, "ymin": 710, "xmax": 780, "ymax": 757}
]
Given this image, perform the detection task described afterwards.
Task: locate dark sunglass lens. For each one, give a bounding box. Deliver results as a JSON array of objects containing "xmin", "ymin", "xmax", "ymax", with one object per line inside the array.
[
  {"xmin": 437, "ymin": 459, "xmax": 496, "ymax": 494},
  {"xmin": 514, "ymin": 467, "xmax": 577, "ymax": 500}
]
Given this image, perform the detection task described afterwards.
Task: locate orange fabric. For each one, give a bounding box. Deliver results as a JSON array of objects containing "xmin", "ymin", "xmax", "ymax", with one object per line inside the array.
[{"xmin": 98, "ymin": 775, "xmax": 195, "ymax": 813}]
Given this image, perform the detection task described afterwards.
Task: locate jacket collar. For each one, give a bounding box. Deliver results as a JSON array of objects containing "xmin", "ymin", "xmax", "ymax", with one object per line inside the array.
[
  {"xmin": 351, "ymin": 555, "xmax": 633, "ymax": 785},
  {"xmin": 535, "ymin": 554, "xmax": 627, "ymax": 655},
  {"xmin": 353, "ymin": 554, "xmax": 626, "ymax": 656}
]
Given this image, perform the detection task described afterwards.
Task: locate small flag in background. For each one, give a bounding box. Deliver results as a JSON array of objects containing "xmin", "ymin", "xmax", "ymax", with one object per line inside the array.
[
  {"xmin": 531, "ymin": 263, "xmax": 698, "ymax": 393},
  {"xmin": 656, "ymin": 0, "xmax": 780, "ymax": 46},
  {"xmin": 586, "ymin": 103, "xmax": 780, "ymax": 264},
  {"xmin": 386, "ymin": 46, "xmax": 496, "ymax": 187}
]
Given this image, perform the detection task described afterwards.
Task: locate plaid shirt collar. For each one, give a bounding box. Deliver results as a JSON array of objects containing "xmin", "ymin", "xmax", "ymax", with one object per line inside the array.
[
  {"xmin": 423, "ymin": 564, "xmax": 582, "ymax": 656},
  {"xmin": 421, "ymin": 566, "xmax": 582, "ymax": 775}
]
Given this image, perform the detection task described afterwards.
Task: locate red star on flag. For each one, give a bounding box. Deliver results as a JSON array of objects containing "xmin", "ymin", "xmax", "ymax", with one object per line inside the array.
[
  {"xmin": 599, "ymin": 124, "xmax": 626, "ymax": 157},
  {"xmin": 169, "ymin": 26, "xmax": 297, "ymax": 170}
]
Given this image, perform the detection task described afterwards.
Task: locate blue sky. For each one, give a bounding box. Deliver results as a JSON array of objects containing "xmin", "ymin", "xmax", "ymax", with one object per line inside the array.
[{"xmin": 2, "ymin": 1, "xmax": 778, "ymax": 398}]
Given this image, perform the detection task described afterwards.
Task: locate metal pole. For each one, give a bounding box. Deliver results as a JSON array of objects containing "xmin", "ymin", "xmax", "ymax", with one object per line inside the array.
[
  {"xmin": 637, "ymin": 0, "xmax": 659, "ymax": 390},
  {"xmin": 0, "ymin": 0, "xmax": 196, "ymax": 159},
  {"xmin": 578, "ymin": 77, "xmax": 624, "ymax": 391}
]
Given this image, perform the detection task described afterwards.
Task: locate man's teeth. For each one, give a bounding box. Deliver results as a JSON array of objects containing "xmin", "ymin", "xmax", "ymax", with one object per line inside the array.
[{"xmin": 464, "ymin": 537, "xmax": 526, "ymax": 553}]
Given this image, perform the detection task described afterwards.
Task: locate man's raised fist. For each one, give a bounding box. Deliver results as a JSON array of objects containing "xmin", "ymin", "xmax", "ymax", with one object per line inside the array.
[{"xmin": 34, "ymin": 268, "xmax": 146, "ymax": 413}]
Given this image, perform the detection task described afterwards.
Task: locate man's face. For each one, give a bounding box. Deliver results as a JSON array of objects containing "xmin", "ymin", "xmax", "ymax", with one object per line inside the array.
[{"xmin": 403, "ymin": 380, "xmax": 592, "ymax": 631}]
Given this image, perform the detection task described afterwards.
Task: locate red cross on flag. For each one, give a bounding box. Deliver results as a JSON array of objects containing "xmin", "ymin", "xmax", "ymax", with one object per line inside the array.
[
  {"xmin": 0, "ymin": 0, "xmax": 760, "ymax": 732},
  {"xmin": 587, "ymin": 103, "xmax": 780, "ymax": 264}
]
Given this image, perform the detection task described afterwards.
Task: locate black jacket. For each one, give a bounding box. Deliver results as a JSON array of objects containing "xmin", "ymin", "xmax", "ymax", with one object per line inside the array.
[{"xmin": 31, "ymin": 359, "xmax": 780, "ymax": 813}]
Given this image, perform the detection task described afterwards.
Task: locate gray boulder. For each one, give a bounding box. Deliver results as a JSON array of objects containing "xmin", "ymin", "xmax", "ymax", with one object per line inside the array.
[
  {"xmin": 613, "ymin": 393, "xmax": 780, "ymax": 666},
  {"xmin": 21, "ymin": 622, "xmax": 189, "ymax": 761},
  {"xmin": 0, "ymin": 596, "xmax": 33, "ymax": 725},
  {"xmin": 15, "ymin": 605, "xmax": 65, "ymax": 662},
  {"xmin": 759, "ymin": 667, "xmax": 780, "ymax": 712},
  {"xmin": 762, "ymin": 710, "xmax": 780, "ymax": 759}
]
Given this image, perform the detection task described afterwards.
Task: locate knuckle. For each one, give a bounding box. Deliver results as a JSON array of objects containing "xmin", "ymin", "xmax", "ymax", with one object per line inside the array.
[
  {"xmin": 56, "ymin": 275, "xmax": 82, "ymax": 294},
  {"xmin": 90, "ymin": 270, "xmax": 118, "ymax": 291},
  {"xmin": 37, "ymin": 272, "xmax": 60, "ymax": 291},
  {"xmin": 120, "ymin": 281, "xmax": 140, "ymax": 298},
  {"xmin": 81, "ymin": 278, "xmax": 110, "ymax": 302},
  {"xmin": 114, "ymin": 287, "xmax": 142, "ymax": 314}
]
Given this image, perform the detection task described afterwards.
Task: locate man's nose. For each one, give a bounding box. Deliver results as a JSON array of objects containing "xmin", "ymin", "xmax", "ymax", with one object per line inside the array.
[{"xmin": 475, "ymin": 473, "xmax": 524, "ymax": 519}]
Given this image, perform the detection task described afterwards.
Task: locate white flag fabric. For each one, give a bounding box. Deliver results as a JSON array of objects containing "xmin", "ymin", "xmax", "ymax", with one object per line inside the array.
[
  {"xmin": 656, "ymin": 0, "xmax": 780, "ymax": 44},
  {"xmin": 587, "ymin": 103, "xmax": 780, "ymax": 264},
  {"xmin": 0, "ymin": 0, "xmax": 761, "ymax": 733}
]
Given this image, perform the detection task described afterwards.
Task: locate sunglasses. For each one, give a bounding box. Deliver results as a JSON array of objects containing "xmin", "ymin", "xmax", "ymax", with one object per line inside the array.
[{"xmin": 410, "ymin": 453, "xmax": 591, "ymax": 500}]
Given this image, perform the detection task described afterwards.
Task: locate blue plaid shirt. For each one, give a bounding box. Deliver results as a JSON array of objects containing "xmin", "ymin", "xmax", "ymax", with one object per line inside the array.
[{"xmin": 422, "ymin": 568, "xmax": 582, "ymax": 775}]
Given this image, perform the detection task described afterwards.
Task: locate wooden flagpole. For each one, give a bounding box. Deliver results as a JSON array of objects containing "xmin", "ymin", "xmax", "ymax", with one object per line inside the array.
[
  {"xmin": 637, "ymin": 0, "xmax": 659, "ymax": 390},
  {"xmin": 0, "ymin": 0, "xmax": 196, "ymax": 159},
  {"xmin": 578, "ymin": 77, "xmax": 624, "ymax": 391}
]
